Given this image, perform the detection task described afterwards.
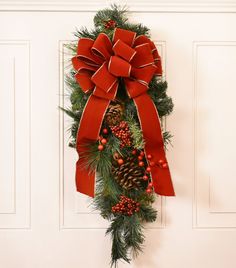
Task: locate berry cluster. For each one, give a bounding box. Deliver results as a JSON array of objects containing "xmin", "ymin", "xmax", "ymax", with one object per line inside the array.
[
  {"xmin": 111, "ymin": 195, "xmax": 140, "ymax": 216},
  {"xmin": 146, "ymin": 181, "xmax": 154, "ymax": 194},
  {"xmin": 132, "ymin": 149, "xmax": 156, "ymax": 194},
  {"xmin": 104, "ymin": 19, "xmax": 116, "ymax": 29},
  {"xmin": 110, "ymin": 121, "xmax": 132, "ymax": 148},
  {"xmin": 97, "ymin": 128, "xmax": 109, "ymax": 151}
]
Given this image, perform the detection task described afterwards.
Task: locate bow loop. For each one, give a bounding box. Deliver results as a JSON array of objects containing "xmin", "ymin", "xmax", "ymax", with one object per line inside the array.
[
  {"xmin": 74, "ymin": 72, "xmax": 94, "ymax": 93},
  {"xmin": 152, "ymin": 49, "xmax": 162, "ymax": 75},
  {"xmin": 131, "ymin": 43, "xmax": 155, "ymax": 68},
  {"xmin": 133, "ymin": 35, "xmax": 163, "ymax": 75},
  {"xmin": 112, "ymin": 39, "xmax": 136, "ymax": 62},
  {"xmin": 109, "ymin": 56, "xmax": 131, "ymax": 77},
  {"xmin": 77, "ymin": 38, "xmax": 103, "ymax": 66},
  {"xmin": 133, "ymin": 35, "xmax": 152, "ymax": 47},
  {"xmin": 91, "ymin": 33, "xmax": 113, "ymax": 60},
  {"xmin": 72, "ymin": 57, "xmax": 97, "ymax": 73},
  {"xmin": 125, "ymin": 78, "xmax": 148, "ymax": 98},
  {"xmin": 113, "ymin": 28, "xmax": 136, "ymax": 46},
  {"xmin": 91, "ymin": 63, "xmax": 117, "ymax": 92},
  {"xmin": 131, "ymin": 65, "xmax": 157, "ymax": 86},
  {"xmin": 72, "ymin": 57, "xmax": 95, "ymax": 92},
  {"xmin": 93, "ymin": 84, "xmax": 118, "ymax": 101}
]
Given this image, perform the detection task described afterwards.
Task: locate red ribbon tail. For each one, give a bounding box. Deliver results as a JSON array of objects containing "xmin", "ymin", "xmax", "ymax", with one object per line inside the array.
[
  {"xmin": 76, "ymin": 159, "xmax": 95, "ymax": 198},
  {"xmin": 133, "ymin": 93, "xmax": 175, "ymax": 196},
  {"xmin": 75, "ymin": 95, "xmax": 111, "ymax": 197}
]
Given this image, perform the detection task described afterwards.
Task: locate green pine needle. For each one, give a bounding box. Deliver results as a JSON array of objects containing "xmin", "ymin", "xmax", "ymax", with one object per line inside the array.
[{"xmin": 125, "ymin": 111, "xmax": 145, "ymax": 150}]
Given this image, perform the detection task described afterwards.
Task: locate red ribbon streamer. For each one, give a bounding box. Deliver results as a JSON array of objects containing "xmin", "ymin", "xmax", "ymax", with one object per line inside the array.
[{"xmin": 72, "ymin": 28, "xmax": 175, "ymax": 197}]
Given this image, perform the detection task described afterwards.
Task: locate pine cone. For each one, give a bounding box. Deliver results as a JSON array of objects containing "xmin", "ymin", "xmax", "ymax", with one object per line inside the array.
[
  {"xmin": 112, "ymin": 156, "xmax": 144, "ymax": 190},
  {"xmin": 105, "ymin": 102, "xmax": 123, "ymax": 126}
]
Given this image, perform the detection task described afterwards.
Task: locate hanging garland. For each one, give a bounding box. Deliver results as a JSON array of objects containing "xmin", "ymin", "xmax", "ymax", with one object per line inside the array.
[{"xmin": 63, "ymin": 5, "xmax": 175, "ymax": 267}]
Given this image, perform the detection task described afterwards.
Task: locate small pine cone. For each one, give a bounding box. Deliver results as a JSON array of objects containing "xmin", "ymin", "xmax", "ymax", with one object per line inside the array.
[
  {"xmin": 112, "ymin": 156, "xmax": 145, "ymax": 190},
  {"xmin": 105, "ymin": 102, "xmax": 123, "ymax": 126}
]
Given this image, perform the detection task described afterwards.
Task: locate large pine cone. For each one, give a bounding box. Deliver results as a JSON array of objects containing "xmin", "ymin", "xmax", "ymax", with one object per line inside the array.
[
  {"xmin": 105, "ymin": 102, "xmax": 123, "ymax": 126},
  {"xmin": 112, "ymin": 156, "xmax": 145, "ymax": 190}
]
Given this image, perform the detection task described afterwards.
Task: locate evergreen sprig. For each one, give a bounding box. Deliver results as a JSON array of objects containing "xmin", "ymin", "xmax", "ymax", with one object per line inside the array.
[
  {"xmin": 125, "ymin": 112, "xmax": 145, "ymax": 150},
  {"xmin": 106, "ymin": 215, "xmax": 131, "ymax": 266}
]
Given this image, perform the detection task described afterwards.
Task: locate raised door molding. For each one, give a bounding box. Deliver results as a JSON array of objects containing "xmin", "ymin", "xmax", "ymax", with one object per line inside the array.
[
  {"xmin": 193, "ymin": 41, "xmax": 236, "ymax": 228},
  {"xmin": 0, "ymin": 41, "xmax": 31, "ymax": 229},
  {"xmin": 59, "ymin": 40, "xmax": 166, "ymax": 229},
  {"xmin": 0, "ymin": 1, "xmax": 236, "ymax": 12}
]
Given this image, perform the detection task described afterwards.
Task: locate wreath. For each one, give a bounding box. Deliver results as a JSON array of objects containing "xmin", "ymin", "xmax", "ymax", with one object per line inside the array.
[{"xmin": 63, "ymin": 5, "xmax": 175, "ymax": 267}]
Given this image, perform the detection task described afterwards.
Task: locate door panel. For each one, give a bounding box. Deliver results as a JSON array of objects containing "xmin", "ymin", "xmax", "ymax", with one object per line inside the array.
[{"xmin": 0, "ymin": 7, "xmax": 236, "ymax": 268}]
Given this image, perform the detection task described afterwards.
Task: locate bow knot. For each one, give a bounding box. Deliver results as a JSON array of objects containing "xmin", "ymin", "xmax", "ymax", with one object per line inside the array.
[{"xmin": 72, "ymin": 28, "xmax": 162, "ymax": 100}]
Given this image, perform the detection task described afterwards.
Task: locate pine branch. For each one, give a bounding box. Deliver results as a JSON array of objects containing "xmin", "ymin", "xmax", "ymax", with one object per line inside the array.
[
  {"xmin": 123, "ymin": 215, "xmax": 145, "ymax": 257},
  {"xmin": 148, "ymin": 80, "xmax": 174, "ymax": 117},
  {"xmin": 139, "ymin": 205, "xmax": 157, "ymax": 223},
  {"xmin": 121, "ymin": 22, "xmax": 150, "ymax": 37},
  {"xmin": 64, "ymin": 43, "xmax": 77, "ymax": 55},
  {"xmin": 94, "ymin": 4, "xmax": 128, "ymax": 30},
  {"xmin": 106, "ymin": 215, "xmax": 131, "ymax": 267},
  {"xmin": 78, "ymin": 141, "xmax": 112, "ymax": 176},
  {"xmin": 125, "ymin": 112, "xmax": 145, "ymax": 150},
  {"xmin": 106, "ymin": 214, "xmax": 148, "ymax": 266},
  {"xmin": 74, "ymin": 27, "xmax": 101, "ymax": 40},
  {"xmin": 92, "ymin": 191, "xmax": 119, "ymax": 220},
  {"xmin": 163, "ymin": 131, "xmax": 173, "ymax": 149}
]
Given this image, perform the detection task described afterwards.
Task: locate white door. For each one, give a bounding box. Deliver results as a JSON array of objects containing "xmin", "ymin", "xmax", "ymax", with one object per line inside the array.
[{"xmin": 0, "ymin": 1, "xmax": 236, "ymax": 268}]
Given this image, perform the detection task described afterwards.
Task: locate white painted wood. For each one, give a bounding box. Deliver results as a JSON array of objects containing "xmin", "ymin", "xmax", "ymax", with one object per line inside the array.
[
  {"xmin": 0, "ymin": 5, "xmax": 236, "ymax": 268},
  {"xmin": 193, "ymin": 41, "xmax": 236, "ymax": 228},
  {"xmin": 1, "ymin": 0, "xmax": 236, "ymax": 12},
  {"xmin": 0, "ymin": 41, "xmax": 31, "ymax": 228}
]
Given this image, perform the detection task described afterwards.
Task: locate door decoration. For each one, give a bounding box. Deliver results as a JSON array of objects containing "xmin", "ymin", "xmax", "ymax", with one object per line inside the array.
[{"xmin": 63, "ymin": 5, "xmax": 175, "ymax": 266}]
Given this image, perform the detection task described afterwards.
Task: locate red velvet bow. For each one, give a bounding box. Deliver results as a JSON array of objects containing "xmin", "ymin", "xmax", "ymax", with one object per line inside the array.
[{"xmin": 72, "ymin": 28, "xmax": 175, "ymax": 197}]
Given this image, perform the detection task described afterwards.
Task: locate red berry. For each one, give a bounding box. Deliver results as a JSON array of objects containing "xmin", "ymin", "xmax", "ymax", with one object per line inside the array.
[
  {"xmin": 147, "ymin": 154, "xmax": 152, "ymax": 160},
  {"xmin": 148, "ymin": 182, "xmax": 153, "ymax": 188},
  {"xmin": 158, "ymin": 159, "xmax": 164, "ymax": 165},
  {"xmin": 98, "ymin": 144, "xmax": 104, "ymax": 151},
  {"xmin": 146, "ymin": 188, "xmax": 152, "ymax": 194},
  {"xmin": 143, "ymin": 175, "xmax": 148, "ymax": 181},
  {"xmin": 149, "ymin": 161, "xmax": 155, "ymax": 167},
  {"xmin": 138, "ymin": 161, "xmax": 144, "ymax": 167},
  {"xmin": 162, "ymin": 163, "xmax": 168, "ymax": 169},
  {"xmin": 138, "ymin": 155, "xmax": 143, "ymax": 161},
  {"xmin": 102, "ymin": 128, "xmax": 108, "ymax": 134},
  {"xmin": 140, "ymin": 151, "xmax": 145, "ymax": 157},
  {"xmin": 101, "ymin": 138, "xmax": 107, "ymax": 145},
  {"xmin": 146, "ymin": 166, "xmax": 151, "ymax": 172},
  {"xmin": 117, "ymin": 158, "xmax": 124, "ymax": 165}
]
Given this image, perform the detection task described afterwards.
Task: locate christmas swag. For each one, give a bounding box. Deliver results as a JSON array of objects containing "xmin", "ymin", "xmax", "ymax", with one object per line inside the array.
[{"xmin": 63, "ymin": 5, "xmax": 175, "ymax": 267}]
